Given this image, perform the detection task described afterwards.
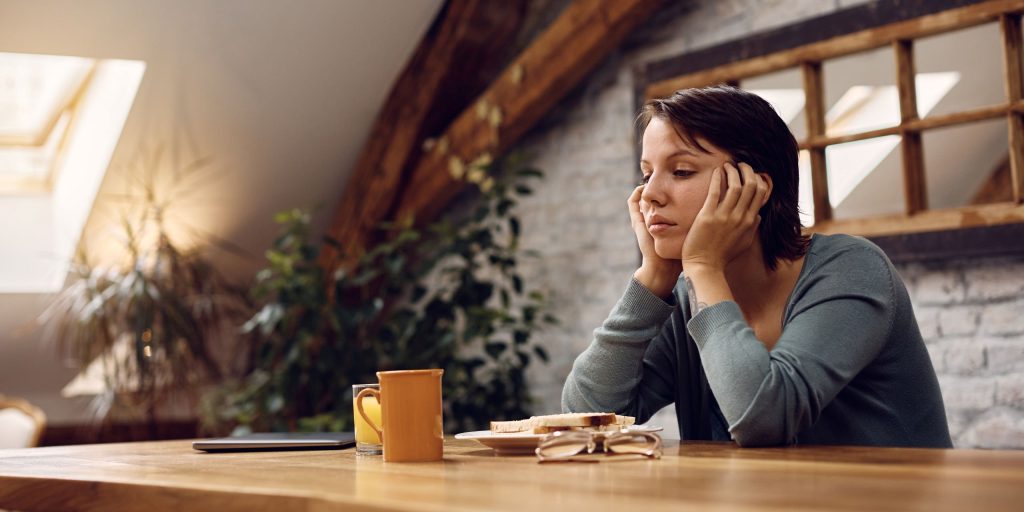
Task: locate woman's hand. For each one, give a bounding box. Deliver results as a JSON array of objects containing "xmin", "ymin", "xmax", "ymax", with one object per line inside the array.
[
  {"xmin": 681, "ymin": 162, "xmax": 768, "ymax": 273},
  {"xmin": 629, "ymin": 185, "xmax": 682, "ymax": 298}
]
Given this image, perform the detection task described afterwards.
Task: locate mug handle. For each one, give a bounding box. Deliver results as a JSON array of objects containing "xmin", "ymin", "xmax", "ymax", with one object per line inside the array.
[{"xmin": 355, "ymin": 388, "xmax": 383, "ymax": 440}]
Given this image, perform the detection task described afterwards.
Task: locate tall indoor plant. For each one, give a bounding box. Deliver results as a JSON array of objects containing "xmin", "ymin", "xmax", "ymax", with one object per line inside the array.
[
  {"xmin": 40, "ymin": 150, "xmax": 251, "ymax": 429},
  {"xmin": 204, "ymin": 153, "xmax": 556, "ymax": 434}
]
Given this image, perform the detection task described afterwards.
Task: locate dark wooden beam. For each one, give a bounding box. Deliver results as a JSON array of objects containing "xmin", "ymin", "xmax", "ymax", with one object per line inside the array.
[
  {"xmin": 871, "ymin": 222, "xmax": 1024, "ymax": 263},
  {"xmin": 320, "ymin": 0, "xmax": 527, "ymax": 270},
  {"xmin": 389, "ymin": 0, "xmax": 663, "ymax": 226},
  {"xmin": 645, "ymin": 0, "xmax": 1023, "ymax": 98},
  {"xmin": 643, "ymin": 0, "xmax": 994, "ymax": 90}
]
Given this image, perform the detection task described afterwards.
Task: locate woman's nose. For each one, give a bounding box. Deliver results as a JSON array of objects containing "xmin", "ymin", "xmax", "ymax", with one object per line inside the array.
[{"xmin": 641, "ymin": 171, "xmax": 666, "ymax": 206}]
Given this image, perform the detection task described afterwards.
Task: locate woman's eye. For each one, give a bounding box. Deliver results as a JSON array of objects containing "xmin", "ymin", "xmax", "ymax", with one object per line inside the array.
[{"xmin": 639, "ymin": 170, "xmax": 693, "ymax": 185}]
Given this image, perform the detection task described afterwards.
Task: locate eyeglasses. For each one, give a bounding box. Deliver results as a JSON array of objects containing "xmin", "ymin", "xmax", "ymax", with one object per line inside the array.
[{"xmin": 535, "ymin": 430, "xmax": 663, "ymax": 462}]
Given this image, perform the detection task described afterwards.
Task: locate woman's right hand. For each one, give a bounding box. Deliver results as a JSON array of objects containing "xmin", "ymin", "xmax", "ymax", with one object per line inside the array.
[{"xmin": 628, "ymin": 185, "xmax": 682, "ymax": 299}]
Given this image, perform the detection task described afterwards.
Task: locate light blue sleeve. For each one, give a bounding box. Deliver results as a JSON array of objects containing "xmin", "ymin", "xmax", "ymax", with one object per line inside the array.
[
  {"xmin": 561, "ymin": 277, "xmax": 679, "ymax": 423},
  {"xmin": 687, "ymin": 246, "xmax": 895, "ymax": 446}
]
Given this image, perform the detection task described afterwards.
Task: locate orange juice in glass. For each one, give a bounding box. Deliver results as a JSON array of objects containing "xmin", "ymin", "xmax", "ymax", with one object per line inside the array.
[{"xmin": 352, "ymin": 383, "xmax": 382, "ymax": 454}]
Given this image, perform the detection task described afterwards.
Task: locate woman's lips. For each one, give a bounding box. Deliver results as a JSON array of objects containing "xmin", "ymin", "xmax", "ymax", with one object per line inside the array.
[{"xmin": 648, "ymin": 223, "xmax": 676, "ymax": 235}]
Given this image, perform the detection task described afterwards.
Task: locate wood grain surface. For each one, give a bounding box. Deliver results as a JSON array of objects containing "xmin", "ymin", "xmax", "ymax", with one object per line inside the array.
[
  {"xmin": 390, "ymin": 0, "xmax": 662, "ymax": 227},
  {"xmin": 2, "ymin": 438, "xmax": 1023, "ymax": 511}
]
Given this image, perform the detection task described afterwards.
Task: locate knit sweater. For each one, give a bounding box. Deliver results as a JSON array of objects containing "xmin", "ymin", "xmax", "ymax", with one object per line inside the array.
[{"xmin": 562, "ymin": 233, "xmax": 952, "ymax": 448}]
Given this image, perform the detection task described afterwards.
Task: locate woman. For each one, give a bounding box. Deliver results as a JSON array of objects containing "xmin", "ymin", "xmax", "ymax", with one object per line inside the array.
[{"xmin": 562, "ymin": 86, "xmax": 952, "ymax": 447}]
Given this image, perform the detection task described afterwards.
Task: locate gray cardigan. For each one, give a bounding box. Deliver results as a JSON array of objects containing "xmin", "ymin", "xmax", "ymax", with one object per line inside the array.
[{"xmin": 562, "ymin": 234, "xmax": 952, "ymax": 448}]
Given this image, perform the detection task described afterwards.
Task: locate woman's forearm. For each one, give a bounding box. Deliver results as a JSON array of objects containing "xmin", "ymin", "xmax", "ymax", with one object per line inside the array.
[
  {"xmin": 683, "ymin": 263, "xmax": 734, "ymax": 315},
  {"xmin": 562, "ymin": 278, "xmax": 677, "ymax": 419}
]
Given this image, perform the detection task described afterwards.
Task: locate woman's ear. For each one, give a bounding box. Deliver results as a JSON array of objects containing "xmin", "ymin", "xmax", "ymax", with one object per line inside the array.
[{"xmin": 758, "ymin": 172, "xmax": 773, "ymax": 207}]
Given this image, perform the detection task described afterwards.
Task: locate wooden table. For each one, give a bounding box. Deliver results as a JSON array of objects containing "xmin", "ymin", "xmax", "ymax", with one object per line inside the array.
[{"xmin": 1, "ymin": 438, "xmax": 1023, "ymax": 511}]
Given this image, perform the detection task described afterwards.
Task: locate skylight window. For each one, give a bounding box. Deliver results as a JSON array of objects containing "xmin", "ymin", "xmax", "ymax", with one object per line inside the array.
[
  {"xmin": 0, "ymin": 112, "xmax": 71, "ymax": 185},
  {"xmin": 0, "ymin": 53, "xmax": 92, "ymax": 142},
  {"xmin": 0, "ymin": 53, "xmax": 145, "ymax": 293},
  {"xmin": 0, "ymin": 52, "xmax": 94, "ymax": 192}
]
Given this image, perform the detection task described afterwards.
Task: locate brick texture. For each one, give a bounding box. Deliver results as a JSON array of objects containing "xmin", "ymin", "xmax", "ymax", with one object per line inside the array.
[
  {"xmin": 901, "ymin": 257, "xmax": 1024, "ymax": 447},
  {"xmin": 472, "ymin": 0, "xmax": 1024, "ymax": 448}
]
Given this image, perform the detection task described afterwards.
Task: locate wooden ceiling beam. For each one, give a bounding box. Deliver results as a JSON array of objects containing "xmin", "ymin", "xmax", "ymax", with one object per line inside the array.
[
  {"xmin": 389, "ymin": 0, "xmax": 662, "ymax": 227},
  {"xmin": 320, "ymin": 0, "xmax": 526, "ymax": 271}
]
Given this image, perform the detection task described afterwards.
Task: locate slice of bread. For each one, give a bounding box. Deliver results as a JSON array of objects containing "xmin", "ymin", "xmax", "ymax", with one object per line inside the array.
[
  {"xmin": 531, "ymin": 423, "xmax": 626, "ymax": 434},
  {"xmin": 489, "ymin": 418, "xmax": 535, "ymax": 433},
  {"xmin": 533, "ymin": 412, "xmax": 616, "ymax": 427},
  {"xmin": 490, "ymin": 413, "xmax": 635, "ymax": 434}
]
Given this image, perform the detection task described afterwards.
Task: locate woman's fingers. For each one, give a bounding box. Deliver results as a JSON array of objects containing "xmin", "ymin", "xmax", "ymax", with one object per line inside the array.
[
  {"xmin": 702, "ymin": 167, "xmax": 723, "ymax": 212},
  {"xmin": 628, "ymin": 185, "xmax": 652, "ymax": 233},
  {"xmin": 718, "ymin": 163, "xmax": 743, "ymax": 212},
  {"xmin": 736, "ymin": 162, "xmax": 759, "ymax": 214},
  {"xmin": 628, "ymin": 185, "xmax": 644, "ymax": 215},
  {"xmin": 754, "ymin": 170, "xmax": 770, "ymax": 209}
]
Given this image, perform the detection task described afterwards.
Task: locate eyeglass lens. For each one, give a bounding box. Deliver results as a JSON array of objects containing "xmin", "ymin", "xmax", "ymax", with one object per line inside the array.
[
  {"xmin": 605, "ymin": 433, "xmax": 660, "ymax": 456},
  {"xmin": 537, "ymin": 431, "xmax": 661, "ymax": 460},
  {"xmin": 538, "ymin": 436, "xmax": 594, "ymax": 459}
]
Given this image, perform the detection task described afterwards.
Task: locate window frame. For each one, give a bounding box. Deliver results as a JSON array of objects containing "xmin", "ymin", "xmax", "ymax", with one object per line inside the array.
[
  {"xmin": 635, "ymin": 0, "xmax": 1024, "ymax": 262},
  {"xmin": 0, "ymin": 57, "xmax": 95, "ymax": 194}
]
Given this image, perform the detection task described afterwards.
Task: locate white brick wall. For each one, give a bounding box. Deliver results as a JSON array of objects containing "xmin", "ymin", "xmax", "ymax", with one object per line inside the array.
[
  {"xmin": 488, "ymin": 0, "xmax": 1024, "ymax": 448},
  {"xmin": 901, "ymin": 257, "xmax": 1024, "ymax": 448}
]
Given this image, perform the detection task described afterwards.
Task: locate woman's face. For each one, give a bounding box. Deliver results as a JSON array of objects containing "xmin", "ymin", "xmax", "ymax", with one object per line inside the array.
[{"xmin": 639, "ymin": 117, "xmax": 733, "ymax": 260}]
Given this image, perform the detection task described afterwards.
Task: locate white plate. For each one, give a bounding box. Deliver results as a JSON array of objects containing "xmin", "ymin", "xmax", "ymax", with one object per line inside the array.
[{"xmin": 454, "ymin": 425, "xmax": 663, "ymax": 455}]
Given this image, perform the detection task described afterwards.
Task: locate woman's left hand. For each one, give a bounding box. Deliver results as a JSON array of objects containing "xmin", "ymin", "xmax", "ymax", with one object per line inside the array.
[{"xmin": 681, "ymin": 162, "xmax": 769, "ymax": 272}]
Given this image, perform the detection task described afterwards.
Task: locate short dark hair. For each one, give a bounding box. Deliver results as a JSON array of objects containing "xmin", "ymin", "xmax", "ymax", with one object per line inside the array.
[{"xmin": 636, "ymin": 85, "xmax": 809, "ymax": 271}]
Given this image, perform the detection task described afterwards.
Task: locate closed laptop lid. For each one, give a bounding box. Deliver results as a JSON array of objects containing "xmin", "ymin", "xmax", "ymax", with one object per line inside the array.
[{"xmin": 193, "ymin": 432, "xmax": 355, "ymax": 452}]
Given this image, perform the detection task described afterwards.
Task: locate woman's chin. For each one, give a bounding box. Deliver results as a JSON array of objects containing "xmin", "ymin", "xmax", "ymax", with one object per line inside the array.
[{"xmin": 652, "ymin": 240, "xmax": 683, "ymax": 261}]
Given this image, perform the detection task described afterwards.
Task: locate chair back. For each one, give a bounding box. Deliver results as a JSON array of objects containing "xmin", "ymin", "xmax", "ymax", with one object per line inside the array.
[{"xmin": 0, "ymin": 395, "xmax": 47, "ymax": 448}]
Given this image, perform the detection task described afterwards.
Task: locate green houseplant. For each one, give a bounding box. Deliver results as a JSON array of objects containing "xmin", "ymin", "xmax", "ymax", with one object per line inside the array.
[{"xmin": 204, "ymin": 153, "xmax": 556, "ymax": 434}]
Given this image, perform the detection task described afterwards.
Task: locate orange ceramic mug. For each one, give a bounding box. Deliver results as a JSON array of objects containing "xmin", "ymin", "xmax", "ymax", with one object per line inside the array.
[{"xmin": 356, "ymin": 369, "xmax": 444, "ymax": 462}]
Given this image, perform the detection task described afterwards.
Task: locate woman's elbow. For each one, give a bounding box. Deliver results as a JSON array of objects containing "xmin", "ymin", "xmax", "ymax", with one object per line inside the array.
[{"xmin": 729, "ymin": 422, "xmax": 794, "ymax": 447}]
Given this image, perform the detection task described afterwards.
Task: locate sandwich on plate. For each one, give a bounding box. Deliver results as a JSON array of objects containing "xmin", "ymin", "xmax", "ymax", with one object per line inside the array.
[{"xmin": 490, "ymin": 412, "xmax": 635, "ymax": 435}]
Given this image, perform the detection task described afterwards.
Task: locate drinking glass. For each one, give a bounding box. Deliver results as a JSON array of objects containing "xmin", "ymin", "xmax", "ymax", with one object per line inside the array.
[{"xmin": 352, "ymin": 383, "xmax": 382, "ymax": 455}]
